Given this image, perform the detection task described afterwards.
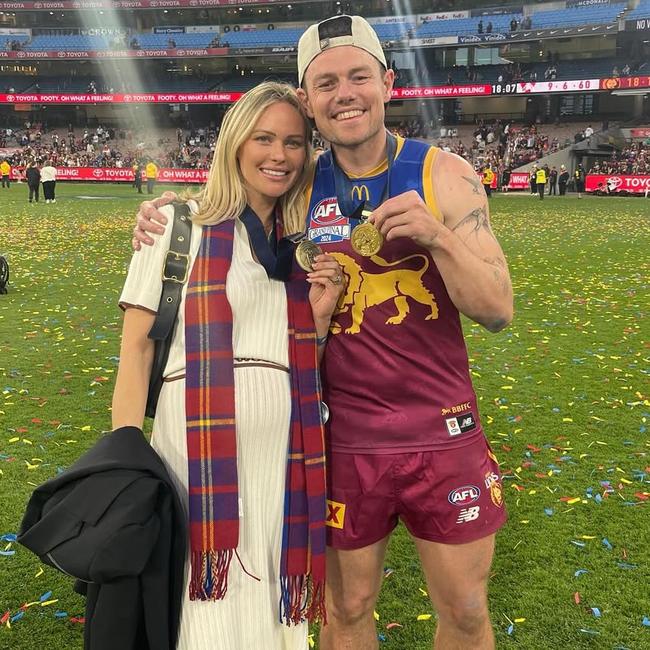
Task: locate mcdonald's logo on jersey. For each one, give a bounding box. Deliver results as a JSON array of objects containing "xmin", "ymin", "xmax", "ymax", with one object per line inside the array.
[{"xmin": 351, "ymin": 184, "xmax": 370, "ymax": 203}]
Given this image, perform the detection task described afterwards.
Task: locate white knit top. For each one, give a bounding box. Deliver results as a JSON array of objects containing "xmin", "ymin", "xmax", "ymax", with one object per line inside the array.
[{"xmin": 119, "ymin": 203, "xmax": 289, "ymax": 377}]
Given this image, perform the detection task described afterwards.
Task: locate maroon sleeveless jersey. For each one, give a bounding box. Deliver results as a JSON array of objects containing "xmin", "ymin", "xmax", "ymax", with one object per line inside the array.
[{"xmin": 307, "ymin": 138, "xmax": 483, "ymax": 453}]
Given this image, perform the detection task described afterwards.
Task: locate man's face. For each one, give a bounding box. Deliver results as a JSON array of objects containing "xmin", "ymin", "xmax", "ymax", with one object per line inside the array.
[{"xmin": 298, "ymin": 46, "xmax": 394, "ymax": 149}]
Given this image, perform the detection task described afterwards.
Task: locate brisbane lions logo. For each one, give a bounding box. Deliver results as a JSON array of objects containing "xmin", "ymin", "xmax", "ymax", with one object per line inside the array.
[{"xmin": 329, "ymin": 253, "xmax": 438, "ymax": 335}]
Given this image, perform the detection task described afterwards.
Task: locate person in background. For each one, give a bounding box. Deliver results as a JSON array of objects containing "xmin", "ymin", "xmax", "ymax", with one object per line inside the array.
[
  {"xmin": 132, "ymin": 160, "xmax": 143, "ymax": 194},
  {"xmin": 574, "ymin": 163, "xmax": 586, "ymax": 198},
  {"xmin": 482, "ymin": 164, "xmax": 495, "ymax": 197},
  {"xmin": 145, "ymin": 159, "xmax": 158, "ymax": 195},
  {"xmin": 558, "ymin": 165, "xmax": 569, "ymax": 196},
  {"xmin": 0, "ymin": 158, "xmax": 11, "ymax": 188},
  {"xmin": 548, "ymin": 166, "xmax": 558, "ymax": 196},
  {"xmin": 530, "ymin": 164, "xmax": 537, "ymax": 195},
  {"xmin": 26, "ymin": 160, "xmax": 41, "ymax": 203},
  {"xmin": 41, "ymin": 160, "xmax": 57, "ymax": 203},
  {"xmin": 535, "ymin": 165, "xmax": 547, "ymax": 200}
]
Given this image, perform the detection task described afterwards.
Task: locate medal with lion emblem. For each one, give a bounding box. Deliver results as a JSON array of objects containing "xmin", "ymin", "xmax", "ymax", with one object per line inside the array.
[
  {"xmin": 351, "ymin": 209, "xmax": 384, "ymax": 257},
  {"xmin": 295, "ymin": 239, "xmax": 322, "ymax": 272}
]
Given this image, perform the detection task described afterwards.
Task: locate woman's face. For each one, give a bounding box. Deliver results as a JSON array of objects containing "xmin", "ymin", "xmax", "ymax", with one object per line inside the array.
[{"xmin": 238, "ymin": 102, "xmax": 307, "ymax": 215}]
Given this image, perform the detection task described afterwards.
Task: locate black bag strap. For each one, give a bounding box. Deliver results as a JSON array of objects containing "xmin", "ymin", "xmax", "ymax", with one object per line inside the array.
[{"xmin": 145, "ymin": 202, "xmax": 192, "ymax": 418}]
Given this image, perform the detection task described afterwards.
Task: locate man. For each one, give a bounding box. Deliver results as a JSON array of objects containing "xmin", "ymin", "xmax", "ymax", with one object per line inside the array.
[
  {"xmin": 132, "ymin": 160, "xmax": 143, "ymax": 194},
  {"xmin": 0, "ymin": 158, "xmax": 11, "ymax": 188},
  {"xmin": 482, "ymin": 164, "xmax": 495, "ymax": 197},
  {"xmin": 536, "ymin": 165, "xmax": 547, "ymax": 200},
  {"xmin": 530, "ymin": 164, "xmax": 537, "ymax": 195},
  {"xmin": 134, "ymin": 16, "xmax": 513, "ymax": 650},
  {"xmin": 548, "ymin": 166, "xmax": 558, "ymax": 195},
  {"xmin": 558, "ymin": 164, "xmax": 569, "ymax": 195},
  {"xmin": 144, "ymin": 159, "xmax": 158, "ymax": 195},
  {"xmin": 574, "ymin": 163, "xmax": 586, "ymax": 198}
]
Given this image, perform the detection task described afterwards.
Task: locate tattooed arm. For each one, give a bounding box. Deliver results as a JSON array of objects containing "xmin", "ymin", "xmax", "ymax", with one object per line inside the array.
[
  {"xmin": 431, "ymin": 151, "xmax": 513, "ymax": 332},
  {"xmin": 369, "ymin": 150, "xmax": 513, "ymax": 332}
]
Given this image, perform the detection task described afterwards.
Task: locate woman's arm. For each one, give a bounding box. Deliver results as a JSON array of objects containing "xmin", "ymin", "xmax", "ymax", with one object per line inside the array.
[{"xmin": 111, "ymin": 307, "xmax": 156, "ymax": 430}]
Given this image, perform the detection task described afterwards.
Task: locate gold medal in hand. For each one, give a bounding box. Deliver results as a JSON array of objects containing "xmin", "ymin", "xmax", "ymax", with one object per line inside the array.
[
  {"xmin": 295, "ymin": 239, "xmax": 322, "ymax": 272},
  {"xmin": 351, "ymin": 209, "xmax": 384, "ymax": 257}
]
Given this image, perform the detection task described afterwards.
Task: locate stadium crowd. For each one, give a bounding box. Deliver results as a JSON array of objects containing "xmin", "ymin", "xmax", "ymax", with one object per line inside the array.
[{"xmin": 587, "ymin": 142, "xmax": 650, "ymax": 175}]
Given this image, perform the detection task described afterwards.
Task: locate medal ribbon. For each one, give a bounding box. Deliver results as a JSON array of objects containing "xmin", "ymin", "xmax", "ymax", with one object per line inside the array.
[
  {"xmin": 332, "ymin": 131, "xmax": 397, "ymax": 219},
  {"xmin": 239, "ymin": 205, "xmax": 294, "ymax": 281}
]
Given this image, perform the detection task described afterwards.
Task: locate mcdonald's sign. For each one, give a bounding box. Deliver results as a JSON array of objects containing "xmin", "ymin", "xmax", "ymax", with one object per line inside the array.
[{"xmin": 351, "ymin": 184, "xmax": 370, "ymax": 202}]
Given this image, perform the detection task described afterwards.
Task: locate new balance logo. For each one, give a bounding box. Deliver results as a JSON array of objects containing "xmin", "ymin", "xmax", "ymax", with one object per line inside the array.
[{"xmin": 456, "ymin": 506, "xmax": 480, "ymax": 524}]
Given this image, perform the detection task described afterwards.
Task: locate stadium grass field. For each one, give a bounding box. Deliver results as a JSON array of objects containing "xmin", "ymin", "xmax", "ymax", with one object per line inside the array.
[{"xmin": 0, "ymin": 181, "xmax": 648, "ymax": 650}]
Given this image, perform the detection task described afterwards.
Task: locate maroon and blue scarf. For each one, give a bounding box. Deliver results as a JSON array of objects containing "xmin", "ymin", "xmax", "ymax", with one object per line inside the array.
[{"xmin": 184, "ymin": 216, "xmax": 326, "ymax": 625}]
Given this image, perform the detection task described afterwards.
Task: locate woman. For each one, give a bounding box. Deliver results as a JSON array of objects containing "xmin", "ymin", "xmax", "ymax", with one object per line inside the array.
[
  {"xmin": 41, "ymin": 159, "xmax": 57, "ymax": 203},
  {"xmin": 113, "ymin": 82, "xmax": 343, "ymax": 649},
  {"xmin": 26, "ymin": 160, "xmax": 41, "ymax": 203}
]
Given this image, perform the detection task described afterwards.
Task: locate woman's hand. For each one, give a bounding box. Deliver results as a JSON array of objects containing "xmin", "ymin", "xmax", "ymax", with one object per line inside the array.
[{"xmin": 307, "ymin": 254, "xmax": 345, "ymax": 333}]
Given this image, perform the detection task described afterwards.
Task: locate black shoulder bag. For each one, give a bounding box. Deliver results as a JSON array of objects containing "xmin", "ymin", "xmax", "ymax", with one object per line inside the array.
[
  {"xmin": 145, "ymin": 202, "xmax": 192, "ymax": 418},
  {"xmin": 0, "ymin": 255, "xmax": 8, "ymax": 295}
]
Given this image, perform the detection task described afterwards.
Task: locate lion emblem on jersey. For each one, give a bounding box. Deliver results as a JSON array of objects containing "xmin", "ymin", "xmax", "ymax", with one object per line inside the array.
[{"xmin": 330, "ymin": 253, "xmax": 438, "ymax": 335}]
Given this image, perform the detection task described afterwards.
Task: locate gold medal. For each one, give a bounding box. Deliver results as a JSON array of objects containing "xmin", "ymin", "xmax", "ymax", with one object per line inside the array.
[
  {"xmin": 295, "ymin": 239, "xmax": 322, "ymax": 272},
  {"xmin": 351, "ymin": 221, "xmax": 384, "ymax": 257}
]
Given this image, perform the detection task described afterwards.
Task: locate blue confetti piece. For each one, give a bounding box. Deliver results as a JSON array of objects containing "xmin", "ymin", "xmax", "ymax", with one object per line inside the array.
[
  {"xmin": 602, "ymin": 538, "xmax": 613, "ymax": 551},
  {"xmin": 574, "ymin": 569, "xmax": 588, "ymax": 577},
  {"xmin": 0, "ymin": 534, "xmax": 17, "ymax": 542},
  {"xmin": 39, "ymin": 590, "xmax": 52, "ymax": 602},
  {"xmin": 617, "ymin": 562, "xmax": 638, "ymax": 569},
  {"xmin": 10, "ymin": 611, "xmax": 25, "ymax": 623},
  {"xmin": 54, "ymin": 611, "xmax": 68, "ymax": 618},
  {"xmin": 595, "ymin": 494, "xmax": 603, "ymax": 504},
  {"xmin": 378, "ymin": 633, "xmax": 386, "ymax": 642},
  {"xmin": 590, "ymin": 607, "xmax": 601, "ymax": 618},
  {"xmin": 0, "ymin": 550, "xmax": 16, "ymax": 556},
  {"xmin": 642, "ymin": 616, "xmax": 650, "ymax": 627},
  {"xmin": 507, "ymin": 624, "xmax": 514, "ymax": 635},
  {"xmin": 544, "ymin": 508, "xmax": 554, "ymax": 516}
]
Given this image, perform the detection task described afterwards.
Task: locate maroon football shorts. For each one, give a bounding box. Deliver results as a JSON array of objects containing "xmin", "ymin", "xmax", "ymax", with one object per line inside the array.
[{"xmin": 325, "ymin": 435, "xmax": 507, "ymax": 549}]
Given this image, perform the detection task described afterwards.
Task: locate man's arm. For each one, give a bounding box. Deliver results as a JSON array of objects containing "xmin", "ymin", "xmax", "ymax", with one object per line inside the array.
[
  {"xmin": 433, "ymin": 152, "xmax": 513, "ymax": 331},
  {"xmin": 369, "ymin": 151, "xmax": 513, "ymax": 332},
  {"xmin": 131, "ymin": 190, "xmax": 178, "ymax": 250}
]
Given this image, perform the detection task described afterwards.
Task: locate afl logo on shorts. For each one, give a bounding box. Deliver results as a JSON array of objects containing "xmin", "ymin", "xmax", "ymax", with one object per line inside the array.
[{"xmin": 448, "ymin": 485, "xmax": 481, "ymax": 507}]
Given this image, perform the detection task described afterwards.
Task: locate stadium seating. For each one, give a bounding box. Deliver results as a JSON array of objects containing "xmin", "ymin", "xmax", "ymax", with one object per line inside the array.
[
  {"xmin": 528, "ymin": 2, "xmax": 626, "ymax": 28},
  {"xmin": 626, "ymin": 0, "xmax": 650, "ymax": 19},
  {"xmin": 415, "ymin": 14, "xmax": 523, "ymax": 38}
]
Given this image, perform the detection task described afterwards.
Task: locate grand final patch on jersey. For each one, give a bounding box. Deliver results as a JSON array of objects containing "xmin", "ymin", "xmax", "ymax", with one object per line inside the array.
[{"xmin": 308, "ymin": 196, "xmax": 352, "ymax": 244}]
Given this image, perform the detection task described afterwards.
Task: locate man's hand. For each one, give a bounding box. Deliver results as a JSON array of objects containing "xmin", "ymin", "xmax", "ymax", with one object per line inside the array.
[
  {"xmin": 132, "ymin": 191, "xmax": 178, "ymax": 250},
  {"xmin": 369, "ymin": 190, "xmax": 447, "ymax": 252}
]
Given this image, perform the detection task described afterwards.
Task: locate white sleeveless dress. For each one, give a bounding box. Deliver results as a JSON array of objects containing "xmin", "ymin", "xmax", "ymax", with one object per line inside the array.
[{"xmin": 119, "ymin": 205, "xmax": 308, "ymax": 650}]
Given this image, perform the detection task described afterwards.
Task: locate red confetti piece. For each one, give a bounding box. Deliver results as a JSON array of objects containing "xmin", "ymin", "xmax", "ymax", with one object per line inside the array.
[
  {"xmin": 386, "ymin": 623, "xmax": 403, "ymax": 630},
  {"xmin": 69, "ymin": 617, "xmax": 85, "ymax": 624},
  {"xmin": 527, "ymin": 444, "xmax": 541, "ymax": 452},
  {"xmin": 0, "ymin": 611, "xmax": 10, "ymax": 625},
  {"xmin": 574, "ymin": 592, "xmax": 581, "ymax": 605},
  {"xmin": 634, "ymin": 492, "xmax": 648, "ymax": 501}
]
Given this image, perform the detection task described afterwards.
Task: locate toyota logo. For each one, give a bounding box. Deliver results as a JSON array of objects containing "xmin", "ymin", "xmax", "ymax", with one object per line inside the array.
[
  {"xmin": 92, "ymin": 169, "xmax": 103, "ymax": 178},
  {"xmin": 606, "ymin": 176, "xmax": 622, "ymax": 189}
]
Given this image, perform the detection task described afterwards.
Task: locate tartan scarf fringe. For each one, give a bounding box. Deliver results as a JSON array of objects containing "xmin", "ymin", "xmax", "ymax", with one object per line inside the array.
[
  {"xmin": 280, "ymin": 574, "xmax": 327, "ymax": 626},
  {"xmin": 189, "ymin": 549, "xmax": 234, "ymax": 601}
]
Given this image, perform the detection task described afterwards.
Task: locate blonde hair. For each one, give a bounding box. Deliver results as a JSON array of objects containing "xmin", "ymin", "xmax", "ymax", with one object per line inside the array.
[{"xmin": 192, "ymin": 82, "xmax": 313, "ymax": 234}]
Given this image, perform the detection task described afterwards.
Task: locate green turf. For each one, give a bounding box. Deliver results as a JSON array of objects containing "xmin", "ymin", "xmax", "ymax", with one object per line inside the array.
[{"xmin": 0, "ymin": 182, "xmax": 648, "ymax": 650}]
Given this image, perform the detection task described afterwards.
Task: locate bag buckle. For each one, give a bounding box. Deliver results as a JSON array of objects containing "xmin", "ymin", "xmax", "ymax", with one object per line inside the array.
[{"xmin": 162, "ymin": 251, "xmax": 190, "ymax": 284}]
